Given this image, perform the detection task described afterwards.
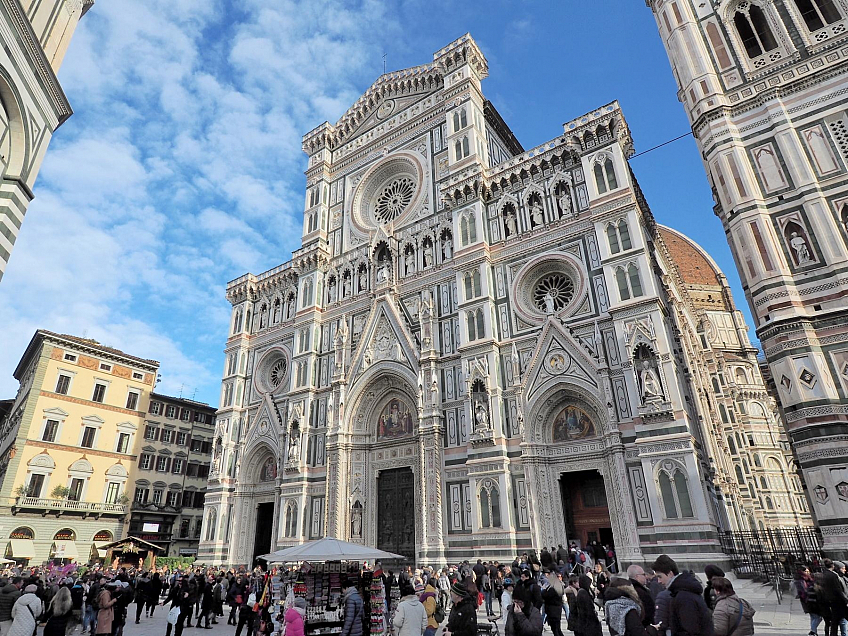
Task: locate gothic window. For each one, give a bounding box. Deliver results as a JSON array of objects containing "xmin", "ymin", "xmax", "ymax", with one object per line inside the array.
[
  {"xmin": 455, "ymin": 136, "xmax": 471, "ymax": 160},
  {"xmin": 245, "ymin": 309, "xmax": 251, "ymax": 333},
  {"xmin": 760, "ymin": 476, "xmax": 769, "ymax": 489},
  {"xmin": 766, "ymin": 495, "xmax": 774, "ymax": 509},
  {"xmin": 460, "ymin": 211, "xmax": 477, "ymax": 245},
  {"xmin": 754, "ymin": 453, "xmax": 762, "ymax": 467},
  {"xmin": 606, "ymin": 220, "xmax": 632, "ymax": 254},
  {"xmin": 727, "ymin": 435, "xmax": 737, "ymax": 454},
  {"xmin": 615, "ymin": 264, "xmax": 644, "ymax": 301},
  {"xmin": 671, "ymin": 1, "xmax": 684, "ymax": 24},
  {"xmin": 735, "ymin": 464, "xmax": 746, "ymax": 484},
  {"xmin": 706, "ymin": 22, "xmax": 733, "ymax": 69},
  {"xmin": 232, "ymin": 310, "xmax": 242, "ymax": 334},
  {"xmin": 615, "ymin": 267, "xmax": 630, "ymax": 300},
  {"xmin": 467, "ymin": 308, "xmax": 485, "ymax": 341},
  {"xmin": 284, "ymin": 501, "xmax": 298, "ymax": 537},
  {"xmin": 733, "ymin": 3, "xmax": 779, "ymax": 59},
  {"xmin": 594, "ymin": 156, "xmax": 618, "ymax": 194},
  {"xmin": 479, "ymin": 480, "xmax": 501, "ymax": 528},
  {"xmin": 464, "ymin": 270, "xmax": 482, "ymax": 299},
  {"xmin": 794, "ymin": 0, "xmax": 842, "ymax": 31},
  {"xmin": 657, "ymin": 463, "xmax": 694, "ymax": 519},
  {"xmin": 735, "ymin": 367, "xmax": 747, "ymax": 384},
  {"xmin": 205, "ymin": 507, "xmax": 217, "ymax": 541},
  {"xmin": 301, "ymin": 280, "xmax": 313, "ymax": 307}
]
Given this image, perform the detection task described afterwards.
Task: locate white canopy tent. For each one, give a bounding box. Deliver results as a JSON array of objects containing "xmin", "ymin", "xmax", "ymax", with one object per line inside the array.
[{"xmin": 259, "ymin": 538, "xmax": 406, "ymax": 563}]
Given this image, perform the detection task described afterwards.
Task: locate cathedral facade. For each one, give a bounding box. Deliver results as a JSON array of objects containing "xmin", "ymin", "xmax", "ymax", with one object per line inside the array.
[
  {"xmin": 647, "ymin": 0, "xmax": 848, "ymax": 555},
  {"xmin": 198, "ymin": 35, "xmax": 808, "ymax": 569}
]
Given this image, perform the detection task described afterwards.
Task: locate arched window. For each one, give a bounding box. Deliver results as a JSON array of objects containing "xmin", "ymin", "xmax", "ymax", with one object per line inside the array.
[
  {"xmin": 460, "ymin": 212, "xmax": 477, "ymax": 245},
  {"xmin": 760, "ymin": 476, "xmax": 769, "ymax": 489},
  {"xmin": 462, "ymin": 136, "xmax": 470, "ymax": 158},
  {"xmin": 765, "ymin": 495, "xmax": 774, "ymax": 509},
  {"xmin": 464, "ymin": 270, "xmax": 481, "ymax": 299},
  {"xmin": 735, "ymin": 464, "xmax": 746, "ymax": 484},
  {"xmin": 734, "ymin": 3, "xmax": 779, "ymax": 59},
  {"xmin": 232, "ymin": 310, "xmax": 242, "ymax": 334},
  {"xmin": 618, "ymin": 220, "xmax": 632, "ymax": 250},
  {"xmin": 605, "ymin": 159, "xmax": 618, "ymax": 189},
  {"xmin": 658, "ymin": 463, "xmax": 694, "ymax": 519},
  {"xmin": 453, "ymin": 111, "xmax": 460, "ymax": 132},
  {"xmin": 205, "ymin": 508, "xmax": 217, "ymax": 541},
  {"xmin": 615, "ymin": 267, "xmax": 630, "ymax": 301},
  {"xmin": 479, "ymin": 481, "xmax": 501, "ymax": 528},
  {"xmin": 712, "ymin": 377, "xmax": 721, "ymax": 394},
  {"xmin": 594, "ymin": 162, "xmax": 607, "ymax": 195},
  {"xmin": 627, "ymin": 264, "xmax": 643, "ymax": 296},
  {"xmin": 727, "ymin": 435, "xmax": 737, "ymax": 454},
  {"xmin": 285, "ymin": 501, "xmax": 298, "ymax": 538},
  {"xmin": 607, "ymin": 223, "xmax": 621, "ymax": 254},
  {"xmin": 460, "ymin": 109, "xmax": 468, "ymax": 129},
  {"xmin": 10, "ymin": 527, "xmax": 34, "ymax": 539},
  {"xmin": 467, "ymin": 309, "xmax": 484, "ymax": 341},
  {"xmin": 719, "ymin": 404, "xmax": 730, "ymax": 424},
  {"xmin": 754, "ymin": 453, "xmax": 762, "ymax": 468},
  {"xmin": 455, "ymin": 139, "xmax": 462, "ymax": 161},
  {"xmin": 794, "ymin": 0, "xmax": 841, "ymax": 31},
  {"xmin": 706, "ymin": 22, "xmax": 733, "ymax": 69},
  {"xmin": 476, "ymin": 309, "xmax": 485, "ymax": 339}
]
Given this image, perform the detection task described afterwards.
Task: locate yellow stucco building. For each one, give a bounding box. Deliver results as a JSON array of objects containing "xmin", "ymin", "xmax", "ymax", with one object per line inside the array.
[{"xmin": 0, "ymin": 330, "xmax": 158, "ymax": 565}]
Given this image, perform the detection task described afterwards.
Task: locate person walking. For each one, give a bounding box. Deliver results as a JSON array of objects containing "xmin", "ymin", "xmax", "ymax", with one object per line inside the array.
[
  {"xmin": 94, "ymin": 584, "xmax": 116, "ymax": 636},
  {"xmin": 437, "ymin": 570, "xmax": 451, "ymax": 613},
  {"xmin": 508, "ymin": 585, "xmax": 544, "ymax": 636},
  {"xmin": 651, "ymin": 555, "xmax": 713, "ymax": 636},
  {"xmin": 541, "ymin": 570, "xmax": 565, "ymax": 636},
  {"xmin": 134, "ymin": 573, "xmax": 149, "ymax": 624},
  {"xmin": 819, "ymin": 559, "xmax": 848, "ymax": 636},
  {"xmin": 0, "ymin": 577, "xmax": 23, "ymax": 636},
  {"xmin": 70, "ymin": 578, "xmax": 86, "ymax": 634},
  {"xmin": 703, "ymin": 565, "xmax": 725, "ymax": 612},
  {"xmin": 482, "ymin": 570, "xmax": 494, "ymax": 617},
  {"xmin": 564, "ymin": 576, "xmax": 579, "ymax": 635},
  {"xmin": 626, "ymin": 565, "xmax": 655, "ymax": 627},
  {"xmin": 146, "ymin": 574, "xmax": 162, "ymax": 619},
  {"xmin": 499, "ymin": 579, "xmax": 514, "ymax": 631},
  {"xmin": 796, "ymin": 565, "xmax": 824, "ymax": 636},
  {"xmin": 340, "ymin": 580, "xmax": 363, "ymax": 636},
  {"xmin": 392, "ymin": 580, "xmax": 427, "ymax": 636},
  {"xmin": 164, "ymin": 578, "xmax": 192, "ymax": 636},
  {"xmin": 601, "ymin": 578, "xmax": 654, "ymax": 636},
  {"xmin": 8, "ymin": 585, "xmax": 43, "ymax": 636},
  {"xmin": 574, "ymin": 575, "xmax": 602, "ymax": 636},
  {"xmin": 419, "ymin": 579, "xmax": 439, "ymax": 636},
  {"xmin": 226, "ymin": 576, "xmax": 244, "ymax": 626},
  {"xmin": 285, "ymin": 598, "xmax": 306, "ymax": 636},
  {"xmin": 43, "ymin": 587, "xmax": 73, "ymax": 636},
  {"xmin": 444, "ymin": 582, "xmax": 476, "ymax": 636},
  {"xmin": 198, "ymin": 576, "xmax": 213, "ymax": 629},
  {"xmin": 711, "ymin": 577, "xmax": 754, "ymax": 636}
]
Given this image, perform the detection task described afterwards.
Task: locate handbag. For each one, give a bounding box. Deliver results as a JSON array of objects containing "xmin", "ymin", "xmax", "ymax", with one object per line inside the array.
[{"xmin": 167, "ymin": 606, "xmax": 181, "ymax": 625}]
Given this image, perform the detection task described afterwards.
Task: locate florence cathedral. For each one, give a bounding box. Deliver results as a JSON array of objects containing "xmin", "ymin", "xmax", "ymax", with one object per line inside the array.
[{"xmin": 198, "ymin": 34, "xmax": 811, "ymax": 569}]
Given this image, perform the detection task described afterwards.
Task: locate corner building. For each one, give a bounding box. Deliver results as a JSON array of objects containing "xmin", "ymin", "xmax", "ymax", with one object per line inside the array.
[
  {"xmin": 200, "ymin": 35, "xmax": 809, "ymax": 569},
  {"xmin": 0, "ymin": 330, "xmax": 158, "ymax": 565},
  {"xmin": 646, "ymin": 0, "xmax": 848, "ymax": 554}
]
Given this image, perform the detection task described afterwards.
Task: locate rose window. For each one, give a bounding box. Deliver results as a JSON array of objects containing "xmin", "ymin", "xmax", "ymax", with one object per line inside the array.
[
  {"xmin": 534, "ymin": 274, "xmax": 575, "ymax": 312},
  {"xmin": 374, "ymin": 177, "xmax": 416, "ymax": 223},
  {"xmin": 269, "ymin": 359, "xmax": 287, "ymax": 388}
]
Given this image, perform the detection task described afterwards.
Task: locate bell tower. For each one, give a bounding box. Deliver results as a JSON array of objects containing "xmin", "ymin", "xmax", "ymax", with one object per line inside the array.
[{"xmin": 647, "ymin": 0, "xmax": 848, "ymax": 556}]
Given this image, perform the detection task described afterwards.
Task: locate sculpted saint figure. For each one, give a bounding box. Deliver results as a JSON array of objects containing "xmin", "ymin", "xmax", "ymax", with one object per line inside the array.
[
  {"xmin": 474, "ymin": 400, "xmax": 490, "ymax": 431},
  {"xmin": 558, "ymin": 189, "xmax": 572, "ymax": 216},
  {"xmin": 358, "ymin": 270, "xmax": 367, "ymax": 291},
  {"xmin": 423, "ymin": 243, "xmax": 434, "ymax": 268},
  {"xmin": 543, "ymin": 291, "xmax": 555, "ymax": 314},
  {"xmin": 405, "ymin": 252, "xmax": 415, "ymax": 275},
  {"xmin": 641, "ymin": 367, "xmax": 662, "ymax": 401},
  {"xmin": 442, "ymin": 237, "xmax": 453, "ymax": 260},
  {"xmin": 343, "ymin": 276, "xmax": 352, "ymax": 298},
  {"xmin": 505, "ymin": 212, "xmax": 518, "ymax": 237},
  {"xmin": 530, "ymin": 201, "xmax": 544, "ymax": 227},
  {"xmin": 789, "ymin": 232, "xmax": 812, "ymax": 264},
  {"xmin": 377, "ymin": 263, "xmax": 390, "ymax": 283},
  {"xmin": 351, "ymin": 506, "xmax": 362, "ymax": 538},
  {"xmin": 328, "ymin": 280, "xmax": 337, "ymax": 303}
]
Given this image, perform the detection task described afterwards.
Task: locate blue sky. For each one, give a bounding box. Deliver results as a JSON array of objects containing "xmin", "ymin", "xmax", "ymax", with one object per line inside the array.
[{"xmin": 0, "ymin": 1, "xmax": 751, "ymax": 406}]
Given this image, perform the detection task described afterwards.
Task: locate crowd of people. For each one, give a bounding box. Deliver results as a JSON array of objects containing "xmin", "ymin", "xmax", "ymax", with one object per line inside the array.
[
  {"xmin": 0, "ymin": 549, "xmax": 764, "ymax": 636},
  {"xmin": 794, "ymin": 558, "xmax": 848, "ymax": 636}
]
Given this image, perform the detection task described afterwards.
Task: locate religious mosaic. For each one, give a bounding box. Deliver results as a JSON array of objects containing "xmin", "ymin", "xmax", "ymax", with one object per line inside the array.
[
  {"xmin": 551, "ymin": 405, "xmax": 596, "ymax": 442},
  {"xmin": 377, "ymin": 398, "xmax": 415, "ymax": 440}
]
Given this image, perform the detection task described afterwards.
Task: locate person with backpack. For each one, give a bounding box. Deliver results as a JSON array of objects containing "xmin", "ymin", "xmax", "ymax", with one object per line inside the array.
[
  {"xmin": 575, "ymin": 575, "xmax": 602, "ymax": 636},
  {"xmin": 710, "ymin": 577, "xmax": 754, "ymax": 636},
  {"xmin": 340, "ymin": 579, "xmax": 363, "ymax": 636},
  {"xmin": 651, "ymin": 555, "xmax": 714, "ymax": 636},
  {"xmin": 419, "ymin": 579, "xmax": 441, "ymax": 636},
  {"xmin": 795, "ymin": 565, "xmax": 824, "ymax": 636},
  {"xmin": 481, "ymin": 570, "xmax": 494, "ymax": 617},
  {"xmin": 70, "ymin": 578, "xmax": 86, "ymax": 633}
]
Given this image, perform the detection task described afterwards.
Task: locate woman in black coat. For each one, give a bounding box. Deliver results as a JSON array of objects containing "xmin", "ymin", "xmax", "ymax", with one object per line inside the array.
[
  {"xmin": 146, "ymin": 573, "xmax": 163, "ymax": 617},
  {"xmin": 575, "ymin": 575, "xmax": 602, "ymax": 636},
  {"xmin": 43, "ymin": 587, "xmax": 73, "ymax": 636},
  {"xmin": 541, "ymin": 572, "xmax": 565, "ymax": 636}
]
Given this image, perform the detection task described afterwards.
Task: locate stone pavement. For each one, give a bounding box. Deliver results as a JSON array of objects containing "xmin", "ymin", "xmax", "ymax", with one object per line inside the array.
[{"xmin": 114, "ymin": 605, "xmax": 235, "ymax": 636}]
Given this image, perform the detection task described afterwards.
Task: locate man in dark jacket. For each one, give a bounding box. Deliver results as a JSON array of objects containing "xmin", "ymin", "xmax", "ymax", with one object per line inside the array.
[
  {"xmin": 819, "ymin": 559, "xmax": 848, "ymax": 636},
  {"xmin": 510, "ymin": 585, "xmax": 544, "ymax": 636},
  {"xmin": 445, "ymin": 582, "xmax": 476, "ymax": 636},
  {"xmin": 517, "ymin": 569, "xmax": 543, "ymax": 610},
  {"xmin": 652, "ymin": 555, "xmax": 713, "ymax": 636},
  {"xmin": 0, "ymin": 576, "xmax": 22, "ymax": 634},
  {"xmin": 340, "ymin": 579, "xmax": 363, "ymax": 636},
  {"xmin": 626, "ymin": 565, "xmax": 655, "ymax": 626}
]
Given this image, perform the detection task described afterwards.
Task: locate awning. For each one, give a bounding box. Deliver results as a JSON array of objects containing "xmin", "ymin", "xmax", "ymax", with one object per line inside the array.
[
  {"xmin": 93, "ymin": 543, "xmax": 109, "ymax": 558},
  {"xmin": 52, "ymin": 541, "xmax": 79, "ymax": 559},
  {"xmin": 8, "ymin": 539, "xmax": 35, "ymax": 559}
]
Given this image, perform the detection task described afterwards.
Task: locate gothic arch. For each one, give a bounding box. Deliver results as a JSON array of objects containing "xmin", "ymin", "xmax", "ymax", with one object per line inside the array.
[
  {"xmin": 0, "ymin": 69, "xmax": 27, "ymax": 177},
  {"xmin": 240, "ymin": 441, "xmax": 280, "ymax": 487},
  {"xmin": 524, "ymin": 383, "xmax": 607, "ymax": 446},
  {"xmin": 345, "ymin": 368, "xmax": 420, "ymax": 437}
]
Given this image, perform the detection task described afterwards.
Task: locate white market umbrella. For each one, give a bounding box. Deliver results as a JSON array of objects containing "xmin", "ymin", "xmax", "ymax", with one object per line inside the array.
[{"xmin": 259, "ymin": 538, "xmax": 406, "ymax": 563}]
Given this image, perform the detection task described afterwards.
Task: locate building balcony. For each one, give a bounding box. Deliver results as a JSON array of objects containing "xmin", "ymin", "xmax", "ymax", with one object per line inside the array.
[
  {"xmin": 12, "ymin": 497, "xmax": 128, "ymax": 517},
  {"xmin": 130, "ymin": 501, "xmax": 182, "ymax": 515}
]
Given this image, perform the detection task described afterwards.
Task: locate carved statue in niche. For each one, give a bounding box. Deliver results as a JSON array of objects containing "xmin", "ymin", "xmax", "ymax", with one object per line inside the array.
[
  {"xmin": 358, "ymin": 269, "xmax": 368, "ymax": 291},
  {"xmin": 343, "ymin": 275, "xmax": 352, "ymax": 298},
  {"xmin": 405, "ymin": 250, "xmax": 415, "ymax": 275},
  {"xmin": 511, "ymin": 342, "xmax": 522, "ymax": 384},
  {"xmin": 273, "ymin": 301, "xmax": 281, "ymax": 323},
  {"xmin": 351, "ymin": 502, "xmax": 363, "ymax": 538},
  {"xmin": 328, "ymin": 278, "xmax": 337, "ymax": 303},
  {"xmin": 430, "ymin": 378, "xmax": 439, "ymax": 406},
  {"xmin": 474, "ymin": 400, "xmax": 491, "ymax": 432},
  {"xmin": 529, "ymin": 198, "xmax": 544, "ymax": 227},
  {"xmin": 517, "ymin": 409, "xmax": 525, "ymax": 436},
  {"xmin": 504, "ymin": 209, "xmax": 518, "ymax": 237},
  {"xmin": 789, "ymin": 232, "xmax": 812, "ymax": 264},
  {"xmin": 287, "ymin": 295, "xmax": 295, "ymax": 318},
  {"xmin": 543, "ymin": 291, "xmax": 555, "ymax": 314},
  {"xmin": 334, "ymin": 320, "xmax": 348, "ymax": 369},
  {"xmin": 634, "ymin": 343, "xmax": 664, "ymax": 404},
  {"xmin": 557, "ymin": 186, "xmax": 572, "ymax": 217},
  {"xmin": 442, "ymin": 236, "xmax": 453, "ymax": 260},
  {"xmin": 287, "ymin": 426, "xmax": 300, "ymax": 466},
  {"xmin": 423, "ymin": 241, "xmax": 434, "ymax": 268}
]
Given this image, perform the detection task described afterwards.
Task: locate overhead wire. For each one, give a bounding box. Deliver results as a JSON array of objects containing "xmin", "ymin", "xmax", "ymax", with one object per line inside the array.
[{"xmin": 629, "ymin": 131, "xmax": 694, "ymax": 158}]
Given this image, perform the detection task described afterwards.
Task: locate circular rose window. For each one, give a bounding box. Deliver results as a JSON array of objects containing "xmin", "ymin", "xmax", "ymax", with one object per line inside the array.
[
  {"xmin": 534, "ymin": 274, "xmax": 575, "ymax": 312},
  {"xmin": 511, "ymin": 252, "xmax": 586, "ymax": 324},
  {"xmin": 374, "ymin": 177, "xmax": 415, "ymax": 223},
  {"xmin": 269, "ymin": 359, "xmax": 287, "ymax": 388},
  {"xmin": 253, "ymin": 348, "xmax": 290, "ymax": 395}
]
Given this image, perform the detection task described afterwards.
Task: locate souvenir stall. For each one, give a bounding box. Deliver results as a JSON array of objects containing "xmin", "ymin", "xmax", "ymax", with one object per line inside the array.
[{"xmin": 260, "ymin": 538, "xmax": 403, "ymax": 636}]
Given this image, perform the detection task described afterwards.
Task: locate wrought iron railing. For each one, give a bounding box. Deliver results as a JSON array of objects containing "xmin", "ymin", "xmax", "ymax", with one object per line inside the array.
[{"xmin": 719, "ymin": 527, "xmax": 824, "ymax": 577}]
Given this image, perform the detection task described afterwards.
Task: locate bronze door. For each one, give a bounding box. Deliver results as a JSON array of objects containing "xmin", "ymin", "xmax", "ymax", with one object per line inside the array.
[{"xmin": 377, "ymin": 468, "xmax": 415, "ymax": 558}]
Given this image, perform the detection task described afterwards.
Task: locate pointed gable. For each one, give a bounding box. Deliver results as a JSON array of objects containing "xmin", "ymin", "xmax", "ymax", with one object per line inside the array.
[{"xmin": 348, "ymin": 296, "xmax": 419, "ymax": 383}]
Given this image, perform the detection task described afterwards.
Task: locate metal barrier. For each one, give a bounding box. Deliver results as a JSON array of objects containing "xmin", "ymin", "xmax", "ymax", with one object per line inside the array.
[{"xmin": 719, "ymin": 527, "xmax": 824, "ymax": 577}]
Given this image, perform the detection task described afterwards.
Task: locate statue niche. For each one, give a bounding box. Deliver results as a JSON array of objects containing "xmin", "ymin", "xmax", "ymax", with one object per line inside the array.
[{"xmin": 634, "ymin": 343, "xmax": 664, "ymax": 405}]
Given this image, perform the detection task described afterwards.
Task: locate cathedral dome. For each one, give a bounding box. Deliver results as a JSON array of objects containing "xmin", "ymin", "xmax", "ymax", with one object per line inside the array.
[{"xmin": 658, "ymin": 225, "xmax": 730, "ymax": 311}]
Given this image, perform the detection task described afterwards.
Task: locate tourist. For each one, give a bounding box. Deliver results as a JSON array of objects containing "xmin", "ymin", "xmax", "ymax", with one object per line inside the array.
[
  {"xmin": 575, "ymin": 575, "xmax": 602, "ymax": 636},
  {"xmin": 9, "ymin": 584, "xmax": 43, "ymax": 636},
  {"xmin": 517, "ymin": 568, "xmax": 542, "ymax": 611},
  {"xmin": 651, "ymin": 555, "xmax": 713, "ymax": 636},
  {"xmin": 211, "ymin": 576, "xmax": 225, "ymax": 624},
  {"xmin": 70, "ymin": 578, "xmax": 86, "ymax": 633},
  {"xmin": 198, "ymin": 575, "xmax": 214, "ymax": 628},
  {"xmin": 437, "ymin": 569, "xmax": 451, "ymax": 612},
  {"xmin": 43, "ymin": 586, "xmax": 73, "ymax": 636},
  {"xmin": 147, "ymin": 573, "xmax": 163, "ymax": 618},
  {"xmin": 444, "ymin": 582, "xmax": 476, "ymax": 636},
  {"xmin": 284, "ymin": 598, "xmax": 306, "ymax": 636},
  {"xmin": 226, "ymin": 576, "xmax": 244, "ymax": 626},
  {"xmin": 0, "ymin": 577, "xmax": 23, "ymax": 636},
  {"xmin": 564, "ymin": 576, "xmax": 578, "ymax": 633},
  {"xmin": 541, "ymin": 569, "xmax": 565, "ymax": 636},
  {"xmin": 94, "ymin": 583, "xmax": 116, "ymax": 636},
  {"xmin": 820, "ymin": 559, "xmax": 848, "ymax": 636},
  {"xmin": 710, "ymin": 577, "xmax": 754, "ymax": 636},
  {"xmin": 509, "ymin": 585, "xmax": 544, "ymax": 636},
  {"xmin": 626, "ymin": 565, "xmax": 655, "ymax": 627},
  {"xmin": 795, "ymin": 565, "xmax": 823, "ymax": 636},
  {"xmin": 113, "ymin": 581, "xmax": 133, "ymax": 636},
  {"xmin": 481, "ymin": 569, "xmax": 494, "ymax": 617},
  {"xmin": 703, "ymin": 565, "xmax": 725, "ymax": 611},
  {"xmin": 593, "ymin": 563, "xmax": 610, "ymax": 605},
  {"xmin": 84, "ymin": 577, "xmax": 104, "ymax": 636},
  {"xmin": 499, "ymin": 579, "xmax": 514, "ymax": 630},
  {"xmin": 393, "ymin": 579, "xmax": 427, "ymax": 636},
  {"xmin": 601, "ymin": 578, "xmax": 654, "ymax": 636},
  {"xmin": 340, "ymin": 579, "xmax": 363, "ymax": 636},
  {"xmin": 164, "ymin": 577, "xmax": 192, "ymax": 636},
  {"xmin": 419, "ymin": 578, "xmax": 439, "ymax": 636}
]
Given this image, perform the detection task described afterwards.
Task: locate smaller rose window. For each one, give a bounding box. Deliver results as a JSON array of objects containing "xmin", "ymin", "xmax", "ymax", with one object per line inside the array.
[
  {"xmin": 534, "ymin": 274, "xmax": 575, "ymax": 312},
  {"xmin": 374, "ymin": 177, "xmax": 416, "ymax": 223},
  {"xmin": 269, "ymin": 359, "xmax": 288, "ymax": 388}
]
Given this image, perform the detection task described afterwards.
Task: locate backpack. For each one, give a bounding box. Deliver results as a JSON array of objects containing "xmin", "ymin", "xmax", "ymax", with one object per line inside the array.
[
  {"xmin": 433, "ymin": 597, "xmax": 446, "ymax": 624},
  {"xmin": 579, "ymin": 552, "xmax": 586, "ymax": 563}
]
